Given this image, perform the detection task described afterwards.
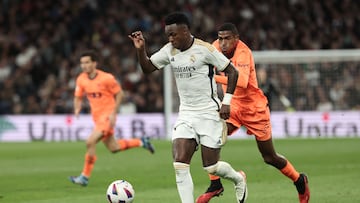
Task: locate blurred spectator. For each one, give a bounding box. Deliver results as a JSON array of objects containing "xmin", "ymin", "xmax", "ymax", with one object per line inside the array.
[
  {"xmin": 0, "ymin": 59, "xmax": 12, "ymax": 82},
  {"xmin": 0, "ymin": 0, "xmax": 359, "ymax": 114},
  {"xmin": 330, "ymin": 81, "xmax": 346, "ymax": 109},
  {"xmin": 257, "ymin": 66, "xmax": 293, "ymax": 111},
  {"xmin": 316, "ymin": 86, "xmax": 334, "ymax": 112},
  {"xmin": 0, "ymin": 78, "xmax": 16, "ymax": 114}
]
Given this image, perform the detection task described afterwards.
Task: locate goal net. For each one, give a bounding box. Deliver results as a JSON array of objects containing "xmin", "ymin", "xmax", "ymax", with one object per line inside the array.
[
  {"xmin": 252, "ymin": 49, "xmax": 360, "ymax": 111},
  {"xmin": 167, "ymin": 49, "xmax": 360, "ymax": 112}
]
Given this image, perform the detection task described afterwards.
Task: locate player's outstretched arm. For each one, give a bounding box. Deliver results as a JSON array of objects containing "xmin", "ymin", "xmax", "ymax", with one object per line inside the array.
[{"xmin": 128, "ymin": 31, "xmax": 157, "ymax": 74}]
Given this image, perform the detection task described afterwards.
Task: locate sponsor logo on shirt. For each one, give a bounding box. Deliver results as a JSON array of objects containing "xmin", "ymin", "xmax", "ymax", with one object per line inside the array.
[
  {"xmin": 173, "ymin": 66, "xmax": 196, "ymax": 78},
  {"xmin": 237, "ymin": 63, "xmax": 249, "ymax": 68}
]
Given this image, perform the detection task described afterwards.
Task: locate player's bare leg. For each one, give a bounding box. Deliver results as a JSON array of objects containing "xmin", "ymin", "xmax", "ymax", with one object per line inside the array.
[
  {"xmin": 172, "ymin": 138, "xmax": 197, "ymax": 203},
  {"xmin": 256, "ymin": 138, "xmax": 310, "ymax": 203},
  {"xmin": 69, "ymin": 130, "xmax": 102, "ymax": 186},
  {"xmin": 197, "ymin": 121, "xmax": 309, "ymax": 203},
  {"xmin": 200, "ymin": 145, "xmax": 247, "ymax": 203},
  {"xmin": 104, "ymin": 135, "xmax": 155, "ymax": 154},
  {"xmin": 196, "ymin": 123, "xmax": 238, "ymax": 202},
  {"xmin": 196, "ymin": 123, "xmax": 242, "ymax": 203}
]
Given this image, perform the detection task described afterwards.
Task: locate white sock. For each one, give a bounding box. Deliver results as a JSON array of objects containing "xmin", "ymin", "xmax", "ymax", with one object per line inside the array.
[
  {"xmin": 204, "ymin": 161, "xmax": 243, "ymax": 184},
  {"xmin": 173, "ymin": 162, "xmax": 194, "ymax": 203}
]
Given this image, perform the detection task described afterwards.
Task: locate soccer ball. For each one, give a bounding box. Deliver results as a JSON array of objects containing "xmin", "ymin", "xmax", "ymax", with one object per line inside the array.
[{"xmin": 106, "ymin": 180, "xmax": 135, "ymax": 203}]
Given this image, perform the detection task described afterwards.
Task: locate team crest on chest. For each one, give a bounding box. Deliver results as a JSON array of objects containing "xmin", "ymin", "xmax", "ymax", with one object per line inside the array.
[{"xmin": 190, "ymin": 54, "xmax": 196, "ymax": 63}]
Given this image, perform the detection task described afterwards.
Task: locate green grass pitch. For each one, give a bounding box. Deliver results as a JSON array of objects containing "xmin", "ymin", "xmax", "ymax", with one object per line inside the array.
[{"xmin": 0, "ymin": 138, "xmax": 359, "ymax": 203}]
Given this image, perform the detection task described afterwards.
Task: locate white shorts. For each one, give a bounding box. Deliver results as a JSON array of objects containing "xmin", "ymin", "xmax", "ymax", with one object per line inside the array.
[{"xmin": 172, "ymin": 112, "xmax": 227, "ymax": 149}]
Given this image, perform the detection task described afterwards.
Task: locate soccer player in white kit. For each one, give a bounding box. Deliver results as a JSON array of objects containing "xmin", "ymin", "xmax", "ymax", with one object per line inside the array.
[{"xmin": 129, "ymin": 12, "xmax": 247, "ymax": 203}]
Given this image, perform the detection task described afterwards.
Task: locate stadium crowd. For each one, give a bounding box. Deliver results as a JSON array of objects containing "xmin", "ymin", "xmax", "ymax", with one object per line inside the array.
[{"xmin": 0, "ymin": 0, "xmax": 359, "ymax": 114}]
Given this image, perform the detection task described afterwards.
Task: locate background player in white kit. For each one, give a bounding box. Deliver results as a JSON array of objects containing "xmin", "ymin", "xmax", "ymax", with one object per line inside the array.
[{"xmin": 129, "ymin": 12, "xmax": 247, "ymax": 203}]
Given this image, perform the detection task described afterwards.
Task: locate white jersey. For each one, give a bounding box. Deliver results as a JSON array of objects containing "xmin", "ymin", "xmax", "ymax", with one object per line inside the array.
[{"xmin": 150, "ymin": 38, "xmax": 230, "ymax": 113}]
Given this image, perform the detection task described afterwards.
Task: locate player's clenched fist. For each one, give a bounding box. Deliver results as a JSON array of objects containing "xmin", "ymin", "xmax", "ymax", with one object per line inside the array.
[{"xmin": 128, "ymin": 31, "xmax": 145, "ymax": 49}]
